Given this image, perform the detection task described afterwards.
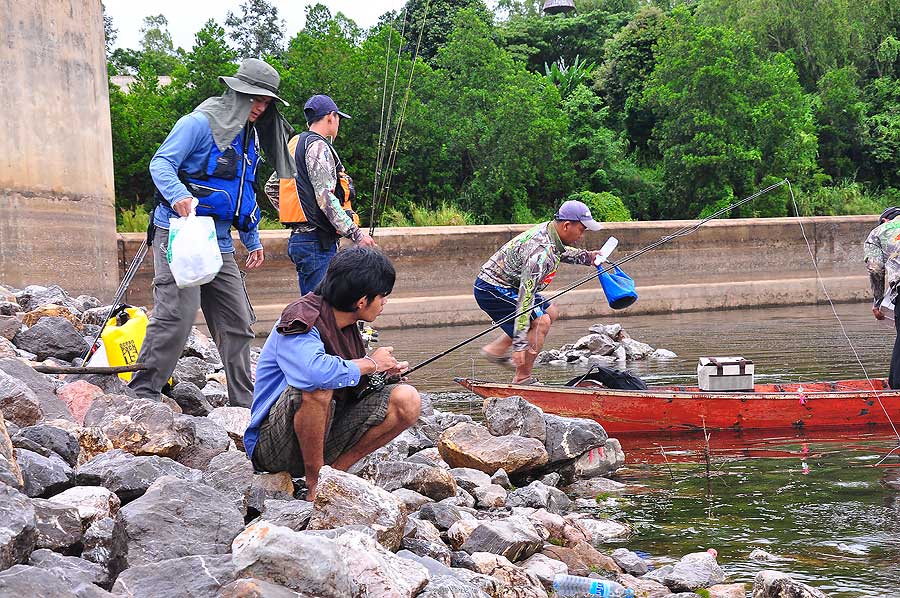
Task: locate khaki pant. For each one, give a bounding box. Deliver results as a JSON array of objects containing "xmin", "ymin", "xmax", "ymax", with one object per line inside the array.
[{"xmin": 129, "ymin": 231, "xmax": 256, "ymax": 407}]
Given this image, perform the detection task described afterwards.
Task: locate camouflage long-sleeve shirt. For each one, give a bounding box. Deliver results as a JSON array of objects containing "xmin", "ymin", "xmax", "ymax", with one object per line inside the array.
[
  {"xmin": 864, "ymin": 219, "xmax": 900, "ymax": 307},
  {"xmin": 264, "ymin": 137, "xmax": 362, "ymax": 242},
  {"xmin": 479, "ymin": 222, "xmax": 592, "ymax": 351}
]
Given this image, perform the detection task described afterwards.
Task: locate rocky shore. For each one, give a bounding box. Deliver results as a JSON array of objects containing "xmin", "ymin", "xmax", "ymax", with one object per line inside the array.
[{"xmin": 0, "ymin": 282, "xmax": 839, "ymax": 597}]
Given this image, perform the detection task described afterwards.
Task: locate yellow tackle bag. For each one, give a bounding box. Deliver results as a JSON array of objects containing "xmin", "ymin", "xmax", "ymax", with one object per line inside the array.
[{"xmin": 100, "ymin": 307, "xmax": 149, "ymax": 381}]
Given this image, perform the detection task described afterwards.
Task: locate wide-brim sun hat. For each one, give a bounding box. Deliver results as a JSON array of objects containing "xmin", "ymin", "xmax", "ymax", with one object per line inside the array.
[{"xmin": 220, "ymin": 58, "xmax": 288, "ymax": 106}]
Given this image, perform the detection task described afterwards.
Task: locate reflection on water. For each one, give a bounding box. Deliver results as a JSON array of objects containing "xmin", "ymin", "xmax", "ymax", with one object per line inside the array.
[{"xmin": 377, "ymin": 303, "xmax": 900, "ymax": 596}]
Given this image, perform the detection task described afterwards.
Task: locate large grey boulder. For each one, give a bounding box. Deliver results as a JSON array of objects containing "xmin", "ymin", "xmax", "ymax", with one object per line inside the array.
[
  {"xmin": 218, "ymin": 578, "xmax": 300, "ymax": 598},
  {"xmin": 83, "ymin": 395, "xmax": 190, "ymax": 458},
  {"xmin": 543, "ymin": 414, "xmax": 608, "ymax": 465},
  {"xmin": 460, "ymin": 517, "xmax": 544, "ymax": 562},
  {"xmin": 373, "ymin": 460, "xmax": 458, "ymax": 501},
  {"xmin": 418, "ymin": 574, "xmax": 493, "ymax": 598},
  {"xmin": 0, "ymin": 482, "xmax": 36, "ymax": 569},
  {"xmin": 570, "ymin": 515, "xmax": 632, "ymax": 545},
  {"xmin": 473, "ymin": 484, "xmax": 507, "ymax": 509},
  {"xmin": 13, "ymin": 316, "xmax": 88, "ymax": 361},
  {"xmin": 307, "ymin": 466, "xmax": 407, "ymax": 551},
  {"xmin": 664, "ymin": 551, "xmax": 726, "ymax": 591},
  {"xmin": 333, "ymin": 530, "xmax": 431, "ymax": 597},
  {"xmin": 0, "ymin": 564, "xmax": 82, "ymax": 598},
  {"xmin": 173, "ymin": 414, "xmax": 230, "ymax": 470},
  {"xmin": 449, "ymin": 467, "xmax": 492, "ymax": 493},
  {"xmin": 172, "ymin": 356, "xmax": 213, "ymax": 389},
  {"xmin": 506, "ymin": 480, "xmax": 571, "ymax": 514},
  {"xmin": 752, "ymin": 570, "xmax": 829, "ymax": 598},
  {"xmin": 75, "ymin": 449, "xmax": 201, "ymax": 503},
  {"xmin": 519, "ymin": 553, "xmax": 568, "ymax": 591},
  {"xmin": 611, "ymin": 547, "xmax": 649, "ymax": 576},
  {"xmin": 207, "ymin": 406, "xmax": 251, "ymax": 451},
  {"xmin": 201, "ymin": 451, "xmax": 292, "ymax": 516},
  {"xmin": 231, "ymin": 521, "xmax": 359, "ymax": 596},
  {"xmin": 31, "ymin": 498, "xmax": 83, "ymax": 551},
  {"xmin": 438, "ymin": 422, "xmax": 548, "ymax": 475},
  {"xmin": 16, "ymin": 423, "xmax": 80, "ymax": 466},
  {"xmin": 47, "ymin": 486, "xmax": 121, "ymax": 527},
  {"xmin": 182, "ymin": 327, "xmax": 223, "ymax": 367},
  {"xmin": 112, "ymin": 554, "xmax": 236, "ymax": 597},
  {"xmin": 482, "ymin": 395, "xmax": 546, "ymax": 441},
  {"xmin": 0, "ymin": 369, "xmax": 42, "ymax": 427},
  {"xmin": 15, "ymin": 285, "xmax": 80, "ymax": 313},
  {"xmin": 469, "ymin": 552, "xmax": 547, "ymax": 597},
  {"xmin": 393, "ymin": 488, "xmax": 434, "ymax": 512},
  {"xmin": 572, "ymin": 438, "xmax": 625, "ymax": 478},
  {"xmin": 170, "ymin": 382, "xmax": 213, "ymax": 416},
  {"xmin": 120, "ymin": 476, "xmax": 244, "ymax": 567},
  {"xmin": 417, "ymin": 501, "xmax": 469, "ymax": 531},
  {"xmin": 28, "ymin": 549, "xmax": 106, "ymax": 590},
  {"xmin": 16, "ymin": 448, "xmax": 74, "ymax": 497},
  {"xmin": 0, "ymin": 315, "xmax": 22, "ymax": 341},
  {"xmin": 259, "ymin": 499, "xmax": 314, "ymax": 531},
  {"xmin": 402, "ymin": 517, "xmax": 452, "ymax": 565},
  {"xmin": 81, "ymin": 515, "xmax": 128, "ymax": 586}
]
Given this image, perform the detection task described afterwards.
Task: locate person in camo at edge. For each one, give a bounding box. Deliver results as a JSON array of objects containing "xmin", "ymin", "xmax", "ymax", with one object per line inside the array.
[
  {"xmin": 474, "ymin": 200, "xmax": 607, "ymax": 385},
  {"xmin": 130, "ymin": 58, "xmax": 295, "ymax": 408},
  {"xmin": 864, "ymin": 206, "xmax": 900, "ymax": 388}
]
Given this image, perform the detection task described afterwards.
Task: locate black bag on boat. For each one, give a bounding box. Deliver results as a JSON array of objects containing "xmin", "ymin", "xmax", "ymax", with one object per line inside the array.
[{"xmin": 565, "ymin": 365, "xmax": 648, "ymax": 390}]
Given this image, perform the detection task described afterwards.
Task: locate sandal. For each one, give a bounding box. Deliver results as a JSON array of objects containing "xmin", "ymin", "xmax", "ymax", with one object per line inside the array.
[
  {"xmin": 480, "ymin": 349, "xmax": 514, "ymax": 369},
  {"xmin": 512, "ymin": 376, "xmax": 542, "ymax": 386}
]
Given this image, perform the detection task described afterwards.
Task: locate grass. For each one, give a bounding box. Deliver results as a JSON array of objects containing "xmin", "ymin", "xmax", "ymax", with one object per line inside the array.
[
  {"xmin": 795, "ymin": 180, "xmax": 898, "ymax": 217},
  {"xmin": 382, "ymin": 202, "xmax": 474, "ymax": 227},
  {"xmin": 116, "ymin": 205, "xmax": 151, "ymax": 233}
]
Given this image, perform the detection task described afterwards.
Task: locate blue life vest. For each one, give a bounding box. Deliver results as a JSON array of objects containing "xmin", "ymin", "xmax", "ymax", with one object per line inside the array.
[{"xmin": 178, "ymin": 125, "xmax": 261, "ymax": 232}]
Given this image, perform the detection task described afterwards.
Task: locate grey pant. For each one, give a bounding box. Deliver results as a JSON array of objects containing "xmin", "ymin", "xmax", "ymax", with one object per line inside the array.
[{"xmin": 129, "ymin": 232, "xmax": 256, "ymax": 407}]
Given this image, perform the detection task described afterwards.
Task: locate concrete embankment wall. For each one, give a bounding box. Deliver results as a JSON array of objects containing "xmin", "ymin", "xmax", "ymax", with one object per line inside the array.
[
  {"xmin": 118, "ymin": 215, "xmax": 875, "ymax": 335},
  {"xmin": 0, "ymin": 1, "xmax": 118, "ymax": 296}
]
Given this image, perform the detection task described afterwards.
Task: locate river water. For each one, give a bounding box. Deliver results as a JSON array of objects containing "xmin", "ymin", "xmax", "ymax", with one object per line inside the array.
[{"xmin": 379, "ymin": 302, "xmax": 900, "ymax": 596}]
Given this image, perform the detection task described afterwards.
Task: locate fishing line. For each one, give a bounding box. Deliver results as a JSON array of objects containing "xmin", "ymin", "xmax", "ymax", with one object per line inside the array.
[
  {"xmin": 405, "ymin": 179, "xmax": 790, "ymax": 376},
  {"xmin": 788, "ymin": 180, "xmax": 900, "ymax": 444}
]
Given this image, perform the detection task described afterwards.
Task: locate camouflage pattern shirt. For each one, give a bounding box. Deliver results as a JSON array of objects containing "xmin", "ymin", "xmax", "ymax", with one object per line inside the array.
[
  {"xmin": 264, "ymin": 138, "xmax": 362, "ymax": 242},
  {"xmin": 479, "ymin": 222, "xmax": 591, "ymax": 351},
  {"xmin": 864, "ymin": 219, "xmax": 900, "ymax": 306}
]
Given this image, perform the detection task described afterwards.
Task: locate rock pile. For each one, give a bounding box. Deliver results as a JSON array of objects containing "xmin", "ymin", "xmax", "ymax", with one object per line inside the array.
[
  {"xmin": 537, "ymin": 322, "xmax": 676, "ymax": 368},
  {"xmin": 0, "ymin": 282, "xmax": 833, "ymax": 597}
]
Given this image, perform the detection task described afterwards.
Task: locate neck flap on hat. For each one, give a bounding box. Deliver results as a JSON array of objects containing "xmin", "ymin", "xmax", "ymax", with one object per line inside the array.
[{"xmin": 194, "ymin": 89, "xmax": 296, "ymax": 180}]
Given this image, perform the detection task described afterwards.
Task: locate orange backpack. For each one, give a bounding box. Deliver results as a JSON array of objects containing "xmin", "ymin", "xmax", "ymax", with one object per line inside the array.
[{"xmin": 278, "ymin": 135, "xmax": 360, "ymax": 227}]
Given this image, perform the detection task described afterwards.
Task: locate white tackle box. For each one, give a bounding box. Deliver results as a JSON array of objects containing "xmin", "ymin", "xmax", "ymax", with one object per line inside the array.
[{"xmin": 697, "ymin": 356, "xmax": 755, "ymax": 391}]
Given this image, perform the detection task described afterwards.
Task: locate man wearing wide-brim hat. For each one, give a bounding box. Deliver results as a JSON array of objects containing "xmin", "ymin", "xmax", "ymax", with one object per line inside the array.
[
  {"xmin": 130, "ymin": 58, "xmax": 296, "ymax": 408},
  {"xmin": 865, "ymin": 206, "xmax": 900, "ymax": 388}
]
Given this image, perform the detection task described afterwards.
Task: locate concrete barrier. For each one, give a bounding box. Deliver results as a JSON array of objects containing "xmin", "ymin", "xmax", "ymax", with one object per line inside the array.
[{"xmin": 118, "ymin": 215, "xmax": 875, "ymax": 334}]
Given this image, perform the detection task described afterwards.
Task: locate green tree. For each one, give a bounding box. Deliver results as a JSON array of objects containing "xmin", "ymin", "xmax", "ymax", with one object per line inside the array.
[
  {"xmin": 813, "ymin": 67, "xmax": 868, "ymax": 181},
  {"xmin": 642, "ymin": 8, "xmax": 818, "ymax": 218},
  {"xmin": 102, "ymin": 3, "xmax": 117, "ymax": 57},
  {"xmin": 864, "ymin": 76, "xmax": 900, "ymax": 189},
  {"xmin": 400, "ymin": 0, "xmax": 494, "ymax": 63},
  {"xmin": 137, "ymin": 15, "xmax": 179, "ymax": 75},
  {"xmin": 225, "ymin": 0, "xmax": 286, "ymax": 59},
  {"xmin": 169, "ymin": 20, "xmax": 238, "ymax": 114}
]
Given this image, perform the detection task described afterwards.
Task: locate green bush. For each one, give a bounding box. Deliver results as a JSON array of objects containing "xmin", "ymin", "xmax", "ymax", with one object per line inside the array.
[
  {"xmin": 116, "ymin": 205, "xmax": 151, "ymax": 233},
  {"xmin": 257, "ymin": 216, "xmax": 285, "ymax": 230},
  {"xmin": 381, "ymin": 202, "xmax": 473, "ymax": 227},
  {"xmin": 566, "ymin": 190, "xmax": 632, "ymax": 222},
  {"xmin": 795, "ymin": 180, "xmax": 893, "ymax": 216}
]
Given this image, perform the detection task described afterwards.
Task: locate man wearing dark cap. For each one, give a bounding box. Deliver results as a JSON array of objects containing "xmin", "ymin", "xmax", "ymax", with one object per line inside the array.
[
  {"xmin": 130, "ymin": 58, "xmax": 295, "ymax": 408},
  {"xmin": 865, "ymin": 206, "xmax": 900, "ymax": 388},
  {"xmin": 265, "ymin": 94, "xmax": 375, "ymax": 294},
  {"xmin": 474, "ymin": 200, "xmax": 607, "ymax": 384}
]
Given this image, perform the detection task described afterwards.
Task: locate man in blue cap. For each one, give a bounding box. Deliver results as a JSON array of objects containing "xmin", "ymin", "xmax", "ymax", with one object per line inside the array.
[
  {"xmin": 474, "ymin": 200, "xmax": 605, "ymax": 384},
  {"xmin": 266, "ymin": 94, "xmax": 376, "ymax": 294}
]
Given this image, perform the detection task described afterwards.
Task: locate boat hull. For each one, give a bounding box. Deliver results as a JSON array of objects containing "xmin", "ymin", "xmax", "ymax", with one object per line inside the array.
[{"xmin": 456, "ymin": 378, "xmax": 900, "ymax": 434}]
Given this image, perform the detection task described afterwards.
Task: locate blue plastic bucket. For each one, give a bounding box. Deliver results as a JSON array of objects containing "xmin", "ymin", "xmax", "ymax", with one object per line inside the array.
[{"xmin": 598, "ymin": 265, "xmax": 637, "ymax": 310}]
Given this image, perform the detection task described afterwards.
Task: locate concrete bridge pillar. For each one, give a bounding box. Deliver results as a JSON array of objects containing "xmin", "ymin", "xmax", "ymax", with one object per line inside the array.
[{"xmin": 0, "ymin": 0, "xmax": 118, "ymax": 296}]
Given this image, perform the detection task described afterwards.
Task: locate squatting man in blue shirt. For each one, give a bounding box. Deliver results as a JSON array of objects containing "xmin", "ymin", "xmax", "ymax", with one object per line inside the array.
[
  {"xmin": 130, "ymin": 58, "xmax": 295, "ymax": 408},
  {"xmin": 244, "ymin": 247, "xmax": 420, "ymax": 500}
]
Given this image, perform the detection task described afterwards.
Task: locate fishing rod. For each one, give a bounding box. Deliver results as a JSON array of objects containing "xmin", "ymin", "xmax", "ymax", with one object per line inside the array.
[
  {"xmin": 404, "ymin": 179, "xmax": 790, "ymax": 376},
  {"xmin": 369, "ymin": 0, "xmax": 431, "ymax": 236}
]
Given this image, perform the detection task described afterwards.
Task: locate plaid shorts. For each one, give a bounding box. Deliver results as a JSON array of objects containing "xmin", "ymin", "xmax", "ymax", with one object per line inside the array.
[{"xmin": 250, "ymin": 384, "xmax": 393, "ymax": 477}]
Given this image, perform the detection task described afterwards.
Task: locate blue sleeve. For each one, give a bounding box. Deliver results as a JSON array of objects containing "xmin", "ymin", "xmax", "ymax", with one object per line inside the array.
[
  {"xmin": 276, "ymin": 328, "xmax": 362, "ymax": 391},
  {"xmin": 239, "ymin": 227, "xmax": 262, "ymax": 253},
  {"xmin": 149, "ymin": 113, "xmax": 209, "ymax": 204}
]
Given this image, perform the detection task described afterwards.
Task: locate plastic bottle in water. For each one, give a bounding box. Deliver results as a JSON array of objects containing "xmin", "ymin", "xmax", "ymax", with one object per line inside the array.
[{"xmin": 552, "ymin": 574, "xmax": 635, "ymax": 597}]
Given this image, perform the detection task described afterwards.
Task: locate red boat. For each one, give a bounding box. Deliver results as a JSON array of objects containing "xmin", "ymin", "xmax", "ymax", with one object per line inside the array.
[{"xmin": 455, "ymin": 377, "xmax": 900, "ymax": 434}]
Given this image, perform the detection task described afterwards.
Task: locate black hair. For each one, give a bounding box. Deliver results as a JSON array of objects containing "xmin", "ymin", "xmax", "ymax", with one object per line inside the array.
[
  {"xmin": 305, "ymin": 110, "xmax": 326, "ymax": 126},
  {"xmin": 316, "ymin": 246, "xmax": 396, "ymax": 312}
]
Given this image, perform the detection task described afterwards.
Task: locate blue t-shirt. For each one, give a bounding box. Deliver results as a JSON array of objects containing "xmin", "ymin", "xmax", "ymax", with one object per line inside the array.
[
  {"xmin": 149, "ymin": 112, "xmax": 261, "ymax": 254},
  {"xmin": 243, "ymin": 325, "xmax": 362, "ymax": 460}
]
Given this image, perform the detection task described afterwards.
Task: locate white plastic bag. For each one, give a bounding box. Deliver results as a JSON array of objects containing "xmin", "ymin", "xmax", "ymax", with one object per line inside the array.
[{"xmin": 167, "ymin": 207, "xmax": 222, "ymax": 288}]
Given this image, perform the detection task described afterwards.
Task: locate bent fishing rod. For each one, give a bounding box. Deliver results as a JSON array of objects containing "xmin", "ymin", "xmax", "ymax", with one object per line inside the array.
[{"xmin": 403, "ymin": 179, "xmax": 790, "ymax": 376}]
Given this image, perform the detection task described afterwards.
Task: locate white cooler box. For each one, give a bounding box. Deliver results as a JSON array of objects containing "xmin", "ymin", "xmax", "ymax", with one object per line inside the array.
[{"xmin": 697, "ymin": 356, "xmax": 754, "ymax": 391}]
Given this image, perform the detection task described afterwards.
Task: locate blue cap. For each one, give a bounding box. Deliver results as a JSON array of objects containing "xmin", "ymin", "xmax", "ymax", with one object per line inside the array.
[
  {"xmin": 303, "ymin": 94, "xmax": 351, "ymax": 124},
  {"xmin": 555, "ymin": 200, "xmax": 602, "ymax": 231}
]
